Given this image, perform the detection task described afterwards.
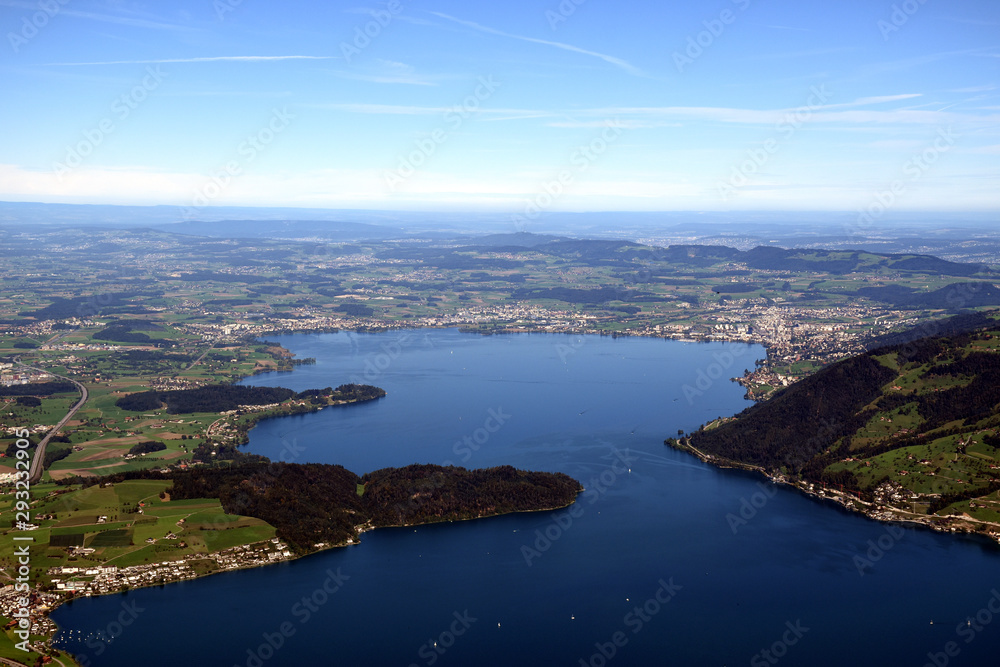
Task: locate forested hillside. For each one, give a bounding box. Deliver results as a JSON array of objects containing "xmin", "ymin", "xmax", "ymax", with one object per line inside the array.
[{"xmin": 670, "ymin": 316, "xmax": 1000, "ymax": 524}]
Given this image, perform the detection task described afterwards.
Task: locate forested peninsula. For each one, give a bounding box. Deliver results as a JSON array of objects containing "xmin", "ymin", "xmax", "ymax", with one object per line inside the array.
[{"xmin": 82, "ymin": 462, "xmax": 584, "ymax": 553}]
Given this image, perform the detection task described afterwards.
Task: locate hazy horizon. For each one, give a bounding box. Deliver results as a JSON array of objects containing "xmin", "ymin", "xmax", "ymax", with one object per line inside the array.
[{"xmin": 2, "ymin": 0, "xmax": 998, "ymax": 213}]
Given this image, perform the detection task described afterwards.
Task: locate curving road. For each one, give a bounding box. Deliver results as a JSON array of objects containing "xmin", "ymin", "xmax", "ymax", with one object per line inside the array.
[{"xmin": 15, "ymin": 360, "xmax": 88, "ymax": 483}]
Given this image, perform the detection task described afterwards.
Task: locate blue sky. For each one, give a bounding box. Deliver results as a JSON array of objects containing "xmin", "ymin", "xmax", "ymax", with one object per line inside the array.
[{"xmin": 1, "ymin": 0, "xmax": 998, "ymax": 214}]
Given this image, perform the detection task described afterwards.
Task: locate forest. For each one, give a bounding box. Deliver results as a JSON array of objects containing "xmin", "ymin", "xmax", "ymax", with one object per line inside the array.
[
  {"xmin": 116, "ymin": 384, "xmax": 296, "ymax": 413},
  {"xmin": 0, "ymin": 381, "xmax": 76, "ymax": 397},
  {"xmin": 128, "ymin": 441, "xmax": 167, "ymax": 456},
  {"xmin": 675, "ymin": 323, "xmax": 1000, "ymax": 501},
  {"xmin": 115, "ymin": 383, "xmax": 385, "ymax": 414},
  {"xmin": 80, "ymin": 462, "xmax": 581, "ymax": 552},
  {"xmin": 681, "ymin": 353, "xmax": 897, "ymax": 470}
]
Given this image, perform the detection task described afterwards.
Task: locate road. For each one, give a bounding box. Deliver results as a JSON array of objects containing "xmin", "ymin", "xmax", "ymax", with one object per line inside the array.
[
  {"xmin": 15, "ymin": 360, "xmax": 88, "ymax": 483},
  {"xmin": 181, "ymin": 345, "xmax": 212, "ymax": 373}
]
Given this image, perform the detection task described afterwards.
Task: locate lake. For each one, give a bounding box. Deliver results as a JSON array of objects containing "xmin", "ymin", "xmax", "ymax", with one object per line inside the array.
[{"xmin": 52, "ymin": 330, "xmax": 1000, "ymax": 666}]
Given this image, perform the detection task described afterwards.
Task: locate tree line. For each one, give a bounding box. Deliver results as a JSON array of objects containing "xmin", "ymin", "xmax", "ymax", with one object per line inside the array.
[
  {"xmin": 70, "ymin": 461, "xmax": 581, "ymax": 552},
  {"xmin": 116, "ymin": 383, "xmax": 386, "ymax": 414}
]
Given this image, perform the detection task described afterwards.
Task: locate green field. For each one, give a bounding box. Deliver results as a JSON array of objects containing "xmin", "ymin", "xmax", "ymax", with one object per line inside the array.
[{"xmin": 0, "ymin": 480, "xmax": 277, "ymax": 586}]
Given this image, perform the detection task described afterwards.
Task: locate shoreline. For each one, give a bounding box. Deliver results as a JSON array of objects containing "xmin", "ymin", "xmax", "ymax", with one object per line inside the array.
[
  {"xmin": 38, "ymin": 493, "xmax": 584, "ymax": 664},
  {"xmin": 665, "ymin": 439, "xmax": 1000, "ymax": 544}
]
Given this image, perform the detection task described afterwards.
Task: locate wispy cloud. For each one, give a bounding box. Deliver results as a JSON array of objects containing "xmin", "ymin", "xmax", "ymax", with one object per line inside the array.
[
  {"xmin": 315, "ymin": 103, "xmax": 442, "ymax": 115},
  {"xmin": 313, "ymin": 103, "xmax": 543, "ymax": 117},
  {"xmin": 157, "ymin": 90, "xmax": 295, "ymax": 98},
  {"xmin": 60, "ymin": 8, "xmax": 193, "ymax": 32},
  {"xmin": 547, "ymin": 119, "xmax": 682, "ymax": 129},
  {"xmin": 429, "ymin": 12, "xmax": 645, "ymax": 77},
  {"xmin": 0, "ymin": 1, "xmax": 195, "ymax": 32},
  {"xmin": 342, "ymin": 6, "xmax": 434, "ymax": 26},
  {"xmin": 748, "ymin": 46, "xmax": 862, "ymax": 61},
  {"xmin": 328, "ymin": 72, "xmax": 436, "ymax": 86},
  {"xmin": 820, "ymin": 94, "xmax": 923, "ymax": 109},
  {"xmin": 755, "ymin": 23, "xmax": 814, "ymax": 32},
  {"xmin": 314, "ymin": 94, "xmax": 999, "ymax": 128},
  {"xmin": 966, "ymin": 145, "xmax": 1000, "ymax": 155},
  {"xmin": 41, "ymin": 56, "xmax": 334, "ymax": 66},
  {"xmin": 327, "ymin": 60, "xmax": 439, "ymax": 86},
  {"xmin": 938, "ymin": 16, "xmax": 1000, "ymax": 27},
  {"xmin": 948, "ymin": 84, "xmax": 998, "ymax": 93},
  {"xmin": 860, "ymin": 48, "xmax": 997, "ymax": 76}
]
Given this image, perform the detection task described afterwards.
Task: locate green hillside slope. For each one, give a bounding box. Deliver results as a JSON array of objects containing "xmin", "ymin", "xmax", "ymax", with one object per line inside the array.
[{"xmin": 668, "ymin": 313, "xmax": 1000, "ymax": 534}]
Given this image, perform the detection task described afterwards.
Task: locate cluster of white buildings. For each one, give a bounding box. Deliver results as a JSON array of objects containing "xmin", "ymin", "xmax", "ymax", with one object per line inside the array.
[
  {"xmin": 0, "ymin": 585, "xmax": 61, "ymax": 643},
  {"xmin": 0, "ymin": 368, "xmax": 51, "ymax": 386},
  {"xmin": 46, "ymin": 538, "xmax": 293, "ymax": 596}
]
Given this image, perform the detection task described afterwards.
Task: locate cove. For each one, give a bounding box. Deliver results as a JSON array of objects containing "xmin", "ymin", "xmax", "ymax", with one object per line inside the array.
[{"xmin": 51, "ymin": 330, "xmax": 1000, "ymax": 666}]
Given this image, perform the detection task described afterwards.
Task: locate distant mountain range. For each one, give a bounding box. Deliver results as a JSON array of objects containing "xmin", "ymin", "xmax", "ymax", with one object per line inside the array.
[
  {"xmin": 3, "ymin": 201, "xmax": 999, "ymax": 260},
  {"xmin": 154, "ymin": 219, "xmax": 404, "ymax": 241}
]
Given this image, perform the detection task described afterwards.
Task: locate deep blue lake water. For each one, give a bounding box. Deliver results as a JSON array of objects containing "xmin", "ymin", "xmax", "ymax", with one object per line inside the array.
[{"xmin": 52, "ymin": 330, "xmax": 1000, "ymax": 666}]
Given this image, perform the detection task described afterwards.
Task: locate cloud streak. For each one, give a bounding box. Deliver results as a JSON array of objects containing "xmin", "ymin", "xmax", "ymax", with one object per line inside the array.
[
  {"xmin": 0, "ymin": 2, "xmax": 195, "ymax": 31},
  {"xmin": 313, "ymin": 103, "xmax": 543, "ymax": 117},
  {"xmin": 326, "ymin": 59, "xmax": 439, "ymax": 86},
  {"xmin": 41, "ymin": 56, "xmax": 335, "ymax": 66},
  {"xmin": 429, "ymin": 12, "xmax": 645, "ymax": 77},
  {"xmin": 315, "ymin": 94, "xmax": 997, "ymax": 127}
]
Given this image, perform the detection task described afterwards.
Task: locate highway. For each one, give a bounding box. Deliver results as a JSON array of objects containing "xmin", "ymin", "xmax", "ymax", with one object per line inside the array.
[{"xmin": 14, "ymin": 360, "xmax": 88, "ymax": 484}]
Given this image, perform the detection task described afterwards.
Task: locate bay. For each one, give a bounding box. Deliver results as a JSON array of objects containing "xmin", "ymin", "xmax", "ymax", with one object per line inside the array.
[{"xmin": 52, "ymin": 330, "xmax": 1000, "ymax": 666}]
